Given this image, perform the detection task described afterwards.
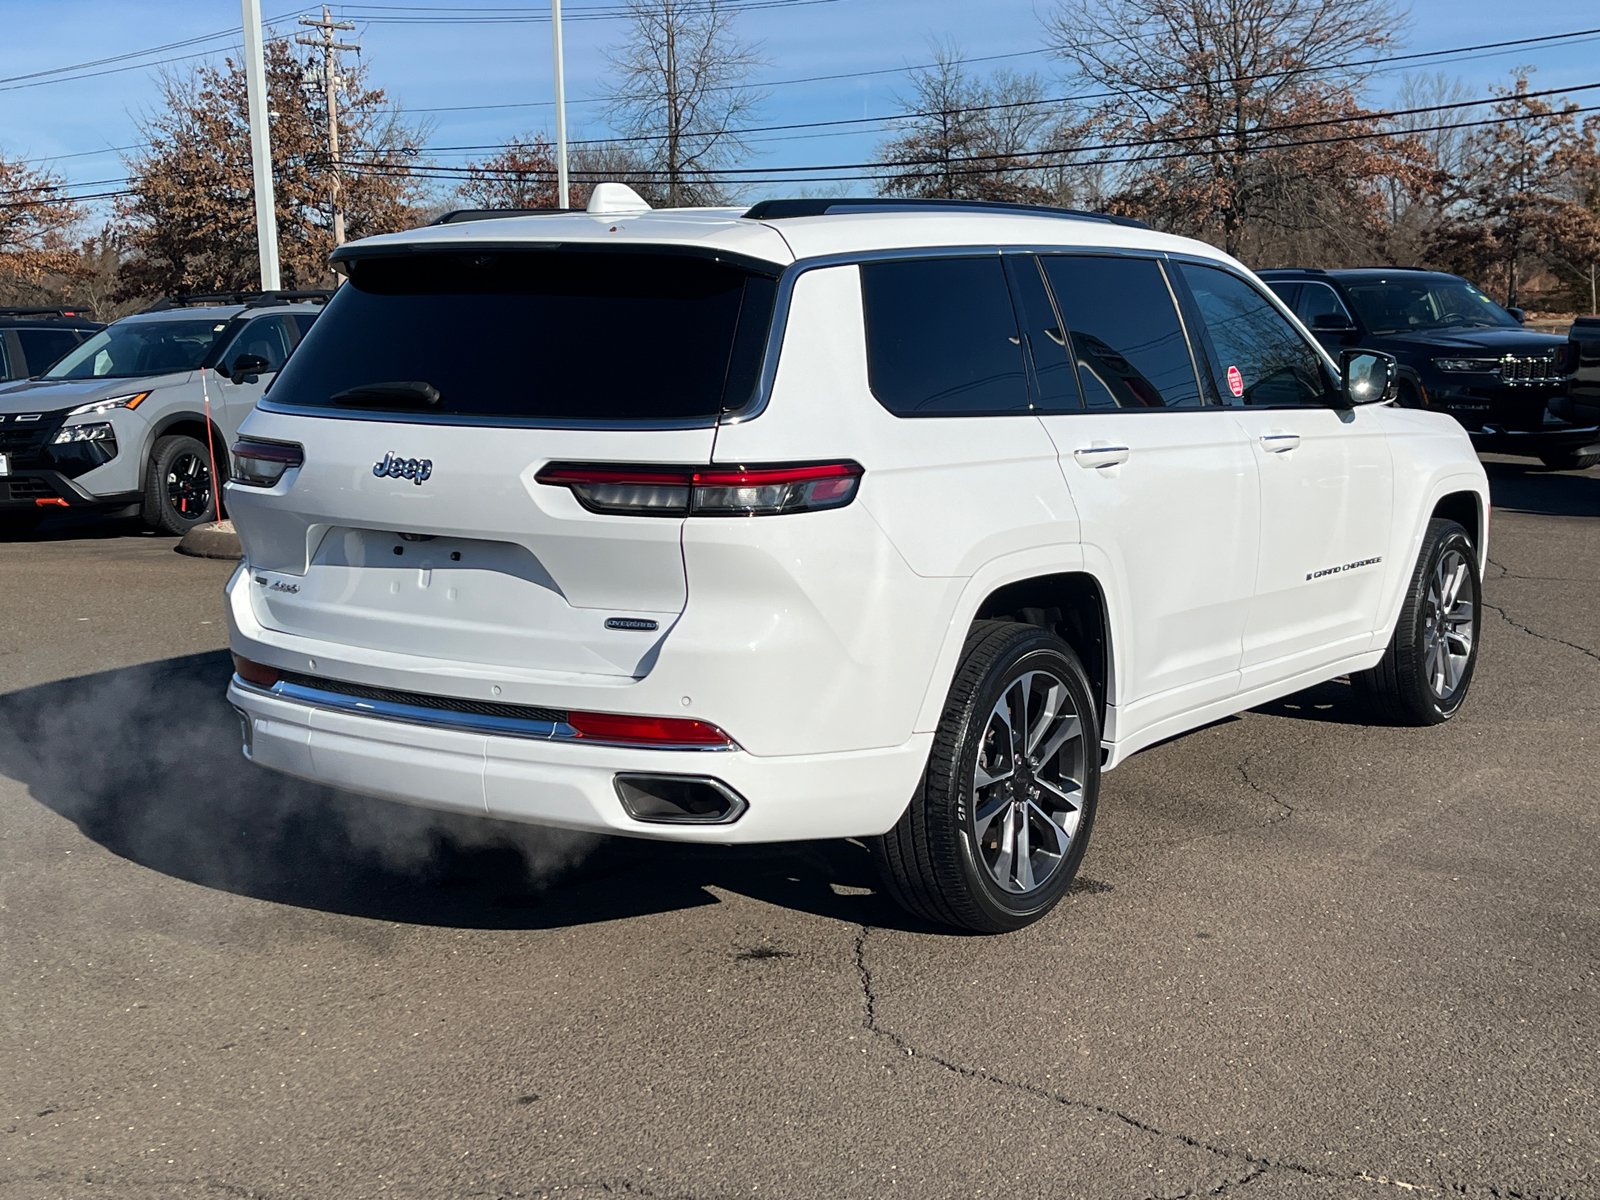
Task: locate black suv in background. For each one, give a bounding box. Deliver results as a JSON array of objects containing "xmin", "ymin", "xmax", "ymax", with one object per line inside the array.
[
  {"xmin": 0, "ymin": 308, "xmax": 104, "ymax": 383},
  {"xmin": 1259, "ymin": 268, "xmax": 1600, "ymax": 469}
]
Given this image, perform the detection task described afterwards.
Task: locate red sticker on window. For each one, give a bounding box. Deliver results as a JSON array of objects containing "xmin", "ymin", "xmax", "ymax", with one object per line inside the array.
[{"xmin": 1227, "ymin": 365, "xmax": 1244, "ymax": 396}]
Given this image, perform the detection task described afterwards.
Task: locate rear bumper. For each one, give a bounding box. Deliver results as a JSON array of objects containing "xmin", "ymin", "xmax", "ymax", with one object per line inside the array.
[{"xmin": 228, "ymin": 678, "xmax": 930, "ymax": 843}]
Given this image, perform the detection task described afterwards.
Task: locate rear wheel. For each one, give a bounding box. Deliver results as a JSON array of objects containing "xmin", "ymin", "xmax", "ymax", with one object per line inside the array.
[
  {"xmin": 142, "ymin": 435, "xmax": 217, "ymax": 535},
  {"xmin": 1538, "ymin": 450, "xmax": 1600, "ymax": 471},
  {"xmin": 873, "ymin": 621, "xmax": 1100, "ymax": 933},
  {"xmin": 1353, "ymin": 518, "xmax": 1480, "ymax": 725}
]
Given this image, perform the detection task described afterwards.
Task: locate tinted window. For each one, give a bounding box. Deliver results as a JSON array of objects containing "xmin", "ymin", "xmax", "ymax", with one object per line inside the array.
[
  {"xmin": 271, "ymin": 252, "xmax": 778, "ymax": 420},
  {"xmin": 0, "ymin": 334, "xmax": 12, "ymax": 380},
  {"xmin": 225, "ymin": 315, "xmax": 296, "ymax": 373},
  {"xmin": 1295, "ymin": 282, "xmax": 1353, "ymax": 326},
  {"xmin": 1179, "ymin": 263, "xmax": 1332, "ymax": 407},
  {"xmin": 45, "ymin": 316, "xmax": 231, "ymax": 380},
  {"xmin": 1004, "ymin": 256, "xmax": 1080, "ymax": 411},
  {"xmin": 1342, "ymin": 276, "xmax": 1519, "ymax": 334},
  {"xmin": 1265, "ymin": 281, "xmax": 1300, "ymax": 309},
  {"xmin": 16, "ymin": 328, "xmax": 83, "ymax": 375},
  {"xmin": 860, "ymin": 256, "xmax": 1029, "ymax": 416},
  {"xmin": 1039, "ymin": 256, "xmax": 1201, "ymax": 408}
]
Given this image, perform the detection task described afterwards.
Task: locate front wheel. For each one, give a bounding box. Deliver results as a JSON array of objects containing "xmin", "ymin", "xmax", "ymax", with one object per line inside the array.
[
  {"xmin": 872, "ymin": 621, "xmax": 1100, "ymax": 933},
  {"xmin": 142, "ymin": 434, "xmax": 218, "ymax": 535},
  {"xmin": 1353, "ymin": 518, "xmax": 1480, "ymax": 725}
]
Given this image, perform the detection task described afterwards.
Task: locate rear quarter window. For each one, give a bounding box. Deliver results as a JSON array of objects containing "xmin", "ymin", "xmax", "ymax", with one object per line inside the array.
[
  {"xmin": 269, "ymin": 251, "xmax": 779, "ymax": 422},
  {"xmin": 859, "ymin": 256, "xmax": 1030, "ymax": 416}
]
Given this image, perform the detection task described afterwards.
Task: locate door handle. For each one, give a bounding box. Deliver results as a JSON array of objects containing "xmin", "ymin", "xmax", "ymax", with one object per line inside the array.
[
  {"xmin": 1259, "ymin": 433, "xmax": 1301, "ymax": 452},
  {"xmin": 1073, "ymin": 445, "xmax": 1130, "ymax": 468}
]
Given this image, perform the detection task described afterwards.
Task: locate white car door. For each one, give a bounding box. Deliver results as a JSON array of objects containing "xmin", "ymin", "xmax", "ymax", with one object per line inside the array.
[
  {"xmin": 1019, "ymin": 253, "xmax": 1261, "ymax": 741},
  {"xmin": 1173, "ymin": 261, "xmax": 1394, "ymax": 689}
]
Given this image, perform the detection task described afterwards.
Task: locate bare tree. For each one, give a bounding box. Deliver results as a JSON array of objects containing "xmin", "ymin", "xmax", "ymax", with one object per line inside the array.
[
  {"xmin": 873, "ymin": 44, "xmax": 1087, "ymax": 204},
  {"xmin": 1044, "ymin": 0, "xmax": 1430, "ymax": 263},
  {"xmin": 457, "ymin": 134, "xmax": 665, "ymax": 210},
  {"xmin": 603, "ymin": 0, "xmax": 767, "ymax": 206},
  {"xmin": 0, "ymin": 152, "xmax": 87, "ymax": 305}
]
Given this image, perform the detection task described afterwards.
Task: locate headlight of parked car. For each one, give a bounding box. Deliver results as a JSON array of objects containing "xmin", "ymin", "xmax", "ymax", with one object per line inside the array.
[
  {"xmin": 52, "ymin": 422, "xmax": 116, "ymax": 444},
  {"xmin": 1433, "ymin": 357, "xmax": 1501, "ymax": 373},
  {"xmin": 67, "ymin": 391, "xmax": 149, "ymax": 416}
]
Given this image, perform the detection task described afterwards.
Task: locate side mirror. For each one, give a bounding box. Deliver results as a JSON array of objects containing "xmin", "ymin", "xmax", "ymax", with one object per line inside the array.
[
  {"xmin": 1312, "ymin": 312, "xmax": 1356, "ymax": 332},
  {"xmin": 1338, "ymin": 348, "xmax": 1396, "ymax": 407},
  {"xmin": 1507, "ymin": 306, "xmax": 1527, "ymax": 324},
  {"xmin": 229, "ymin": 353, "xmax": 270, "ymax": 385}
]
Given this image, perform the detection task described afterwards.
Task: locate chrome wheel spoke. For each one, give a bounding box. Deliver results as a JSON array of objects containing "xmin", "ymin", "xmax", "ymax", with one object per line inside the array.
[
  {"xmin": 1028, "ymin": 799, "xmax": 1077, "ymax": 856},
  {"xmin": 1033, "ymin": 714, "xmax": 1082, "ymax": 773},
  {"xmin": 1013, "ymin": 812, "xmax": 1035, "ymax": 891}
]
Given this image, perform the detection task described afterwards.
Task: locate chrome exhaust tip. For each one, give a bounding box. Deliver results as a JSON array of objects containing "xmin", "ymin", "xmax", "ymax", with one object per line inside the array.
[{"xmin": 613, "ymin": 773, "xmax": 748, "ymax": 825}]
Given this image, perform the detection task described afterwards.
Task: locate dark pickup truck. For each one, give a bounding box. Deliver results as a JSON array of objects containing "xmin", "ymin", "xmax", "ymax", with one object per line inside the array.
[{"xmin": 1259, "ymin": 267, "xmax": 1600, "ymax": 469}]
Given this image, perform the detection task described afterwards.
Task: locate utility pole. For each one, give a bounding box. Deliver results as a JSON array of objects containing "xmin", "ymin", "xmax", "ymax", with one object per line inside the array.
[
  {"xmin": 552, "ymin": 0, "xmax": 569, "ymax": 208},
  {"xmin": 296, "ymin": 6, "xmax": 359, "ymax": 246},
  {"xmin": 241, "ymin": 0, "xmax": 281, "ymax": 290}
]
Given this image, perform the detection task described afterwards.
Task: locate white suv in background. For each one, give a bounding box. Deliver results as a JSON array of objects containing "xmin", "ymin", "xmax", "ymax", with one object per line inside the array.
[
  {"xmin": 224, "ymin": 190, "xmax": 1488, "ymax": 933},
  {"xmin": 0, "ymin": 292, "xmax": 326, "ymax": 536}
]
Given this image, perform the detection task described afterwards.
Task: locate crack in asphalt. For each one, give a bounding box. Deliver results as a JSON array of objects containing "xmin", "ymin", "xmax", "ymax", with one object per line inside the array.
[
  {"xmin": 850, "ymin": 927, "xmax": 1581, "ymax": 1200},
  {"xmin": 1235, "ymin": 755, "xmax": 1295, "ymax": 825},
  {"xmin": 1482, "ymin": 602, "xmax": 1600, "ymax": 664},
  {"xmin": 1485, "ymin": 558, "xmax": 1599, "ymax": 584}
]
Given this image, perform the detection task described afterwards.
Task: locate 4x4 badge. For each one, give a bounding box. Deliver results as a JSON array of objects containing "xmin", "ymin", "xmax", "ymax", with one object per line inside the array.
[{"xmin": 374, "ymin": 451, "xmax": 432, "ymax": 485}]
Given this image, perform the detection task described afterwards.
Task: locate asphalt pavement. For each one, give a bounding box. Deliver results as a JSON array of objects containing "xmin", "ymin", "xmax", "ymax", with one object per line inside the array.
[{"xmin": 1, "ymin": 457, "xmax": 1596, "ymax": 1200}]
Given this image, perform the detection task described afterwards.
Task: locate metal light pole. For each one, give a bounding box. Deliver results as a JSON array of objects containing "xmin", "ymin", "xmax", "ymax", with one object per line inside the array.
[
  {"xmin": 552, "ymin": 0, "xmax": 569, "ymax": 207},
  {"xmin": 241, "ymin": 0, "xmax": 281, "ymax": 291}
]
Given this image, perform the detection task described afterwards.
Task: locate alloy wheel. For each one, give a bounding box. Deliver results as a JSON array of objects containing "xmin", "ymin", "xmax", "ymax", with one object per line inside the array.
[
  {"xmin": 1423, "ymin": 547, "xmax": 1474, "ymax": 699},
  {"xmin": 971, "ymin": 668, "xmax": 1088, "ymax": 895},
  {"xmin": 165, "ymin": 451, "xmax": 213, "ymax": 521}
]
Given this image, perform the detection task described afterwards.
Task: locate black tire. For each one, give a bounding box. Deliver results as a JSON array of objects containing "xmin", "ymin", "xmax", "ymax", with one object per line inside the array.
[
  {"xmin": 0, "ymin": 510, "xmax": 44, "ymax": 539},
  {"xmin": 1353, "ymin": 518, "xmax": 1480, "ymax": 726},
  {"xmin": 872, "ymin": 621, "xmax": 1100, "ymax": 934},
  {"xmin": 1538, "ymin": 450, "xmax": 1600, "ymax": 471},
  {"xmin": 142, "ymin": 434, "xmax": 218, "ymax": 535}
]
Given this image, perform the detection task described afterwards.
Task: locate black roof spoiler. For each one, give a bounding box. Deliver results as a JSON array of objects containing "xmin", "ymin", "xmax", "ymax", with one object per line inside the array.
[
  {"xmin": 740, "ymin": 197, "xmax": 1150, "ymax": 229},
  {"xmin": 430, "ymin": 208, "xmax": 578, "ymax": 225},
  {"xmin": 141, "ymin": 289, "xmax": 336, "ymax": 313}
]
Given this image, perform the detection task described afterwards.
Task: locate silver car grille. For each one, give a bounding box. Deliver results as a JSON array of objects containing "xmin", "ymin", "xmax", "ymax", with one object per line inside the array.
[{"xmin": 1499, "ymin": 354, "xmax": 1561, "ymax": 384}]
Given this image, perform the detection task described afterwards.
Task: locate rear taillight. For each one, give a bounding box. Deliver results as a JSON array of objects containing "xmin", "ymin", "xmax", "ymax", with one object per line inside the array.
[
  {"xmin": 232, "ymin": 653, "xmax": 280, "ymax": 688},
  {"xmin": 232, "ymin": 438, "xmax": 304, "ymax": 487},
  {"xmin": 536, "ymin": 460, "xmax": 863, "ymax": 517},
  {"xmin": 566, "ymin": 711, "xmax": 734, "ymax": 747}
]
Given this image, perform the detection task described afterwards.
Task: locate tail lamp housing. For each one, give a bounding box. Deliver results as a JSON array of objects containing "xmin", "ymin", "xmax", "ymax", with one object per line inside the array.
[
  {"xmin": 536, "ymin": 460, "xmax": 864, "ymax": 517},
  {"xmin": 232, "ymin": 438, "xmax": 304, "ymax": 487}
]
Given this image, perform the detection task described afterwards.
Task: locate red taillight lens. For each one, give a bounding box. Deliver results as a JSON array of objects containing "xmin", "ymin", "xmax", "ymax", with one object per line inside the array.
[
  {"xmin": 535, "ymin": 461, "xmax": 863, "ymax": 517},
  {"xmin": 232, "ymin": 438, "xmax": 304, "ymax": 488},
  {"xmin": 232, "ymin": 653, "xmax": 280, "ymax": 688},
  {"xmin": 566, "ymin": 711, "xmax": 733, "ymax": 747}
]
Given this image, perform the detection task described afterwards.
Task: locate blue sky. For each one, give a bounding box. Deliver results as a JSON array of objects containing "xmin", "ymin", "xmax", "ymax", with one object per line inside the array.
[{"xmin": 1, "ymin": 0, "xmax": 1595, "ymax": 218}]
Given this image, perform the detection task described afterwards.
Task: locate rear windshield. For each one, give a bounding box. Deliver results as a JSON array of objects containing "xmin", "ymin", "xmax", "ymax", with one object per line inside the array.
[{"xmin": 269, "ymin": 250, "xmax": 779, "ymax": 421}]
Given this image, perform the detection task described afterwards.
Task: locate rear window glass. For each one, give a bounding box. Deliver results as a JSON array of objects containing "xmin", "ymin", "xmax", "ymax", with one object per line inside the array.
[
  {"xmin": 860, "ymin": 256, "xmax": 1029, "ymax": 416},
  {"xmin": 270, "ymin": 251, "xmax": 779, "ymax": 421}
]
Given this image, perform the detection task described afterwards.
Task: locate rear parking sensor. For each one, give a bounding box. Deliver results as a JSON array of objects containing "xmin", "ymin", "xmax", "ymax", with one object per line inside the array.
[{"xmin": 614, "ymin": 773, "xmax": 748, "ymax": 825}]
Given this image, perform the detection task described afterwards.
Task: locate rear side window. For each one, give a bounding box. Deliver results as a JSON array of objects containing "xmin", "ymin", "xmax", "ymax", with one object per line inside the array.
[
  {"xmin": 860, "ymin": 256, "xmax": 1029, "ymax": 416},
  {"xmin": 270, "ymin": 251, "xmax": 779, "ymax": 421},
  {"xmin": 16, "ymin": 328, "xmax": 83, "ymax": 375},
  {"xmin": 1178, "ymin": 263, "xmax": 1332, "ymax": 407},
  {"xmin": 1039, "ymin": 256, "xmax": 1201, "ymax": 409}
]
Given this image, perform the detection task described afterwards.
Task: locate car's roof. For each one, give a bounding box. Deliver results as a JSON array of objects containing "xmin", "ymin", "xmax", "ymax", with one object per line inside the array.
[
  {"xmin": 1259, "ymin": 267, "xmax": 1463, "ymax": 283},
  {"xmin": 111, "ymin": 302, "xmax": 326, "ymax": 326},
  {"xmin": 338, "ymin": 204, "xmax": 1244, "ymax": 274}
]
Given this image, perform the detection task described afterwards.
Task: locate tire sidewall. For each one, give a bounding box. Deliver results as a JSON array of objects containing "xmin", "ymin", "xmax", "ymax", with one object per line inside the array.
[
  {"xmin": 144, "ymin": 435, "xmax": 217, "ymax": 534},
  {"xmin": 1405, "ymin": 523, "xmax": 1480, "ymax": 721},
  {"xmin": 947, "ymin": 635, "xmax": 1100, "ymax": 931}
]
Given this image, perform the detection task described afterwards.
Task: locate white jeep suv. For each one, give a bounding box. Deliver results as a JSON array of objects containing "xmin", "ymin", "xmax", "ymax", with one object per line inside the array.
[{"xmin": 224, "ymin": 190, "xmax": 1488, "ymax": 933}]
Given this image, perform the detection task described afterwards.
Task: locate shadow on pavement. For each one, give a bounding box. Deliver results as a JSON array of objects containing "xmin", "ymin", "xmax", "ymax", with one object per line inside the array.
[
  {"xmin": 0, "ymin": 508, "xmax": 155, "ymax": 543},
  {"xmin": 1251, "ymin": 677, "xmax": 1372, "ymax": 726},
  {"xmin": 1482, "ymin": 458, "xmax": 1600, "ymax": 518},
  {"xmin": 0, "ymin": 652, "xmax": 933, "ymax": 934}
]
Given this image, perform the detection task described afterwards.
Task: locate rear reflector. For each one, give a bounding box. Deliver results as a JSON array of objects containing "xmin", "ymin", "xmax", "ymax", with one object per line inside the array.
[
  {"xmin": 536, "ymin": 460, "xmax": 863, "ymax": 517},
  {"xmin": 232, "ymin": 438, "xmax": 304, "ymax": 488},
  {"xmin": 567, "ymin": 710, "xmax": 733, "ymax": 747},
  {"xmin": 614, "ymin": 773, "xmax": 748, "ymax": 824},
  {"xmin": 232, "ymin": 653, "xmax": 280, "ymax": 688}
]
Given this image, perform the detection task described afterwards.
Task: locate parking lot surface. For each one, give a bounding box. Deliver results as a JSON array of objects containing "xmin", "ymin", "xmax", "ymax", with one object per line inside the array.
[{"xmin": 2, "ymin": 458, "xmax": 1597, "ymax": 1200}]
